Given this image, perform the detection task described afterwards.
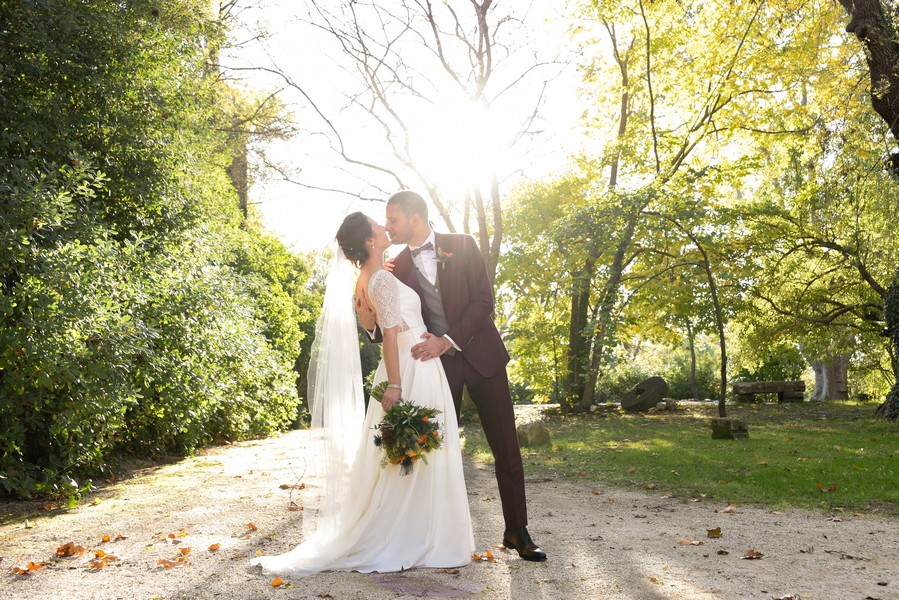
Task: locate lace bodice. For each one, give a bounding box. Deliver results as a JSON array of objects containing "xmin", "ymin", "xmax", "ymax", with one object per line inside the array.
[{"xmin": 368, "ymin": 270, "xmax": 425, "ymax": 332}]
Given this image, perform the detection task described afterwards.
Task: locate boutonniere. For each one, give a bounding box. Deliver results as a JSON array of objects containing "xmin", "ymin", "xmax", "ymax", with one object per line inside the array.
[{"xmin": 436, "ymin": 247, "xmax": 453, "ymax": 269}]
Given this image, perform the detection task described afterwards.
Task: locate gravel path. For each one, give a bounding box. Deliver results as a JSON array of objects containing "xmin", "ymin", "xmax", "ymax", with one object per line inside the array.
[{"xmin": 1, "ymin": 426, "xmax": 897, "ymax": 600}]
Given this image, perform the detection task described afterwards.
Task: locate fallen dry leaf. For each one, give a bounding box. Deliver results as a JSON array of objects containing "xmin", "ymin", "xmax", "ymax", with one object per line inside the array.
[
  {"xmin": 648, "ymin": 575, "xmax": 664, "ymax": 584},
  {"xmin": 717, "ymin": 503, "xmax": 737, "ymax": 514},
  {"xmin": 707, "ymin": 527, "xmax": 723, "ymax": 539},
  {"xmin": 208, "ymin": 543, "xmax": 221, "ymax": 551},
  {"xmin": 12, "ymin": 562, "xmax": 45, "ymax": 575},
  {"xmin": 271, "ymin": 577, "xmax": 284, "ymax": 587},
  {"xmin": 87, "ymin": 554, "xmax": 118, "ymax": 570},
  {"xmin": 742, "ymin": 548, "xmax": 764, "ymax": 560},
  {"xmin": 816, "ymin": 482, "xmax": 838, "ymax": 493},
  {"xmin": 56, "ymin": 542, "xmax": 86, "ymax": 558},
  {"xmin": 287, "ymin": 504, "xmax": 303, "ymax": 511},
  {"xmin": 246, "ymin": 523, "xmax": 259, "ymax": 532},
  {"xmin": 678, "ymin": 539, "xmax": 704, "ymax": 546},
  {"xmin": 627, "ymin": 466, "xmax": 637, "ymax": 474},
  {"xmin": 157, "ymin": 556, "xmax": 190, "ymax": 568},
  {"xmin": 771, "ymin": 595, "xmax": 802, "ymax": 600},
  {"xmin": 179, "ymin": 547, "xmax": 191, "ymax": 556},
  {"xmin": 101, "ymin": 535, "xmax": 111, "ymax": 543}
]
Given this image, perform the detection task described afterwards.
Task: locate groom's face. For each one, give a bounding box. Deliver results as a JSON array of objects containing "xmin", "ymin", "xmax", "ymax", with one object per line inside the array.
[{"xmin": 385, "ymin": 203, "xmax": 413, "ymax": 245}]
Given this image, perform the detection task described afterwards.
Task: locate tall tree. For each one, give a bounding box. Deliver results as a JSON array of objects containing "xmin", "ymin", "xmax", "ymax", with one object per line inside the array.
[
  {"xmin": 836, "ymin": 0, "xmax": 899, "ymax": 419},
  {"xmin": 236, "ymin": 1, "xmax": 568, "ymax": 279}
]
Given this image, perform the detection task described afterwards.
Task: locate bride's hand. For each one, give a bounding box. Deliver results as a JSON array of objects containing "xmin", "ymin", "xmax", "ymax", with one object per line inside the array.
[
  {"xmin": 380, "ymin": 386, "xmax": 401, "ymax": 411},
  {"xmin": 383, "ymin": 257, "xmax": 395, "ymax": 273}
]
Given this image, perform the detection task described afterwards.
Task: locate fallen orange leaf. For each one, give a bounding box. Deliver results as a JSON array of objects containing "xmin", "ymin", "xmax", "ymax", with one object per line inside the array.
[
  {"xmin": 247, "ymin": 523, "xmax": 259, "ymax": 531},
  {"xmin": 208, "ymin": 543, "xmax": 221, "ymax": 551},
  {"xmin": 678, "ymin": 539, "xmax": 704, "ymax": 546},
  {"xmin": 157, "ymin": 556, "xmax": 190, "ymax": 568},
  {"xmin": 741, "ymin": 548, "xmax": 764, "ymax": 560},
  {"xmin": 179, "ymin": 547, "xmax": 191, "ymax": 556},
  {"xmin": 101, "ymin": 534, "xmax": 111, "ymax": 543},
  {"xmin": 272, "ymin": 577, "xmax": 284, "ymax": 587},
  {"xmin": 27, "ymin": 562, "xmax": 45, "ymax": 572},
  {"xmin": 56, "ymin": 542, "xmax": 86, "ymax": 558}
]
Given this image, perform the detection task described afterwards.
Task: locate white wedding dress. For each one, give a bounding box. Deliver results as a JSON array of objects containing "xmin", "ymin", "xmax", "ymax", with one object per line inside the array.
[{"xmin": 252, "ymin": 270, "xmax": 474, "ymax": 575}]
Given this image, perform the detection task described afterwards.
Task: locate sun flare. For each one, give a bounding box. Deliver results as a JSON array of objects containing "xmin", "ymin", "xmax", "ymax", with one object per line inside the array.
[{"xmin": 406, "ymin": 96, "xmax": 506, "ymax": 195}]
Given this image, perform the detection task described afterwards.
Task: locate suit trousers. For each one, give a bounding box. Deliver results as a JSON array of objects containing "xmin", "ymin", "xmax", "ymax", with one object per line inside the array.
[{"xmin": 440, "ymin": 353, "xmax": 528, "ymax": 529}]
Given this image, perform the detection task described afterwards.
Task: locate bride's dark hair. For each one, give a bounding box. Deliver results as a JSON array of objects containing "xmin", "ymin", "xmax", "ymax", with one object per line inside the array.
[{"xmin": 335, "ymin": 212, "xmax": 373, "ymax": 267}]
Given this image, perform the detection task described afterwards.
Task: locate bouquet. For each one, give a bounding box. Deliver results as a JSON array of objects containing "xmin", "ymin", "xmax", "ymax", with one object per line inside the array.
[{"xmin": 370, "ymin": 381, "xmax": 443, "ymax": 476}]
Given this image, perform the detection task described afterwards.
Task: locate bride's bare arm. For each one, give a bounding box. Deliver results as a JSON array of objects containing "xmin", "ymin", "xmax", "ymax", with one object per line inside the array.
[
  {"xmin": 380, "ymin": 326, "xmax": 402, "ymax": 410},
  {"xmin": 368, "ymin": 271, "xmax": 404, "ymax": 410}
]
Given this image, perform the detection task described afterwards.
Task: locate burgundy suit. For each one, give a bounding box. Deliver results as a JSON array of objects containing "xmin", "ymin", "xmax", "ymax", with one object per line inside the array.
[{"xmin": 392, "ymin": 233, "xmax": 528, "ymax": 529}]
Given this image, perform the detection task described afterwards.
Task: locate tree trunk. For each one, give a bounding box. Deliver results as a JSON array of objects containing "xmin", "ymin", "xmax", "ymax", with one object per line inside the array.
[
  {"xmin": 875, "ymin": 275, "xmax": 899, "ymax": 420},
  {"xmin": 810, "ymin": 353, "xmax": 851, "ymax": 401},
  {"xmin": 563, "ymin": 258, "xmax": 594, "ymax": 411},
  {"xmin": 579, "ymin": 214, "xmax": 639, "ymax": 411},
  {"xmin": 838, "ymin": 0, "xmax": 899, "ymax": 171},
  {"xmin": 227, "ymin": 137, "xmax": 249, "ymax": 220},
  {"xmin": 687, "ymin": 320, "xmax": 699, "ymax": 400}
]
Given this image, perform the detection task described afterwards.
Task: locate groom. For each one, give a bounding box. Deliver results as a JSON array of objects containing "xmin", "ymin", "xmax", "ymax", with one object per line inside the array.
[{"xmin": 359, "ymin": 190, "xmax": 546, "ymax": 562}]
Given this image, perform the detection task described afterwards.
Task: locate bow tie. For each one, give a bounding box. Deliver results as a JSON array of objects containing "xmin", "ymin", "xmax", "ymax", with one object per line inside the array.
[{"xmin": 410, "ymin": 241, "xmax": 434, "ymax": 257}]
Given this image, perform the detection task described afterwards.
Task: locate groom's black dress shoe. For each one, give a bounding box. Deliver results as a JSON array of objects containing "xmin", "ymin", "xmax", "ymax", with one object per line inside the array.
[{"xmin": 503, "ymin": 526, "xmax": 547, "ymax": 562}]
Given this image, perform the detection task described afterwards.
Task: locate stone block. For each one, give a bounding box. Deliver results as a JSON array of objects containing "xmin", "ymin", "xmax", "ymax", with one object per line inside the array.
[
  {"xmin": 710, "ymin": 417, "xmax": 749, "ymax": 439},
  {"xmin": 517, "ymin": 420, "xmax": 551, "ymax": 447}
]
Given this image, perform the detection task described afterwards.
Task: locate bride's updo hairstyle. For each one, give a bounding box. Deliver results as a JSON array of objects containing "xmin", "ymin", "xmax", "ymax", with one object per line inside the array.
[{"xmin": 335, "ymin": 211, "xmax": 373, "ymax": 267}]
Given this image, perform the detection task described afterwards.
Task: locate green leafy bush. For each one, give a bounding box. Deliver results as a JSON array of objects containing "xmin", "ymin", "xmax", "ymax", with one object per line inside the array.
[{"xmin": 0, "ymin": 1, "xmax": 315, "ymax": 500}]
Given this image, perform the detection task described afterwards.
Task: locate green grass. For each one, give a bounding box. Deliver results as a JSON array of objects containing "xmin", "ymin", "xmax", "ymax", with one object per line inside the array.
[{"xmin": 460, "ymin": 400, "xmax": 899, "ymax": 514}]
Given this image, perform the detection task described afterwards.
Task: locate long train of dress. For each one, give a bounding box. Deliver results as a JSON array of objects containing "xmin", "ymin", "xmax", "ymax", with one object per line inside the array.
[{"xmin": 251, "ymin": 272, "xmax": 473, "ymax": 575}]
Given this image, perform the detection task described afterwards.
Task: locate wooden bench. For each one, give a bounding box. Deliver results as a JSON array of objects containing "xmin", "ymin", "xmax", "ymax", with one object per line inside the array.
[{"xmin": 733, "ymin": 380, "xmax": 805, "ymax": 403}]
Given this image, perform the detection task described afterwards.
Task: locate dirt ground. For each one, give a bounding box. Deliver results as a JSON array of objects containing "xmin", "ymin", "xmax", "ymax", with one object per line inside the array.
[{"xmin": 1, "ymin": 413, "xmax": 897, "ymax": 600}]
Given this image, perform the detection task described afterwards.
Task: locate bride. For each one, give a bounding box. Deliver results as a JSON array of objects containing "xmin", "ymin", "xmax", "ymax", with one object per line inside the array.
[{"xmin": 251, "ymin": 212, "xmax": 474, "ymax": 576}]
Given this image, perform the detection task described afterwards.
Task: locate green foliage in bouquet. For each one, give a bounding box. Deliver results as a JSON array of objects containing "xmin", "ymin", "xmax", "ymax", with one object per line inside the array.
[{"xmin": 370, "ymin": 382, "xmax": 443, "ymax": 475}]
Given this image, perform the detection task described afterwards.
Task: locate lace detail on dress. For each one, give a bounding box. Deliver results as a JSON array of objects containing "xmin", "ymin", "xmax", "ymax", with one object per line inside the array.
[{"xmin": 369, "ymin": 270, "xmax": 408, "ymax": 331}]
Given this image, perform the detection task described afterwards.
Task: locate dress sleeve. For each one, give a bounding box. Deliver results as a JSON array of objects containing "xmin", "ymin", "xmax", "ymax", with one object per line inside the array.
[{"xmin": 368, "ymin": 270, "xmax": 403, "ymax": 330}]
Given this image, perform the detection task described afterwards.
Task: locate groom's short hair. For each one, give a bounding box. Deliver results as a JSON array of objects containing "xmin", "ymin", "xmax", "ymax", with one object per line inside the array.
[{"xmin": 387, "ymin": 190, "xmax": 428, "ymax": 219}]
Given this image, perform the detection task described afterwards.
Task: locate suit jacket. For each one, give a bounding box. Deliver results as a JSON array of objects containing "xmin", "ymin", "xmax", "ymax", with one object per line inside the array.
[{"xmin": 392, "ymin": 232, "xmax": 510, "ymax": 379}]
